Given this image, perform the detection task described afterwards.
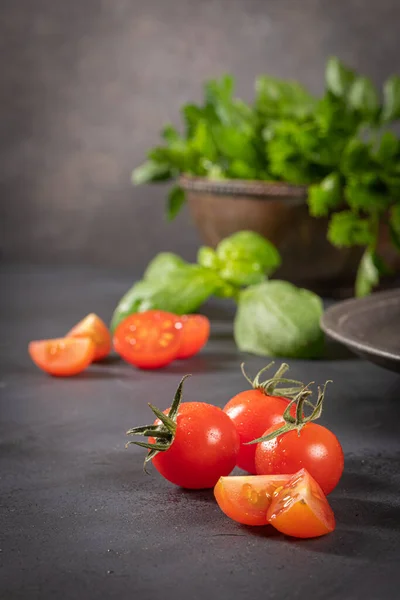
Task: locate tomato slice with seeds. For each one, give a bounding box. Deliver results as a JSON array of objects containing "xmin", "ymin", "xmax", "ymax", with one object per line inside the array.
[
  {"xmin": 266, "ymin": 468, "xmax": 335, "ymax": 538},
  {"xmin": 28, "ymin": 337, "xmax": 96, "ymax": 376},
  {"xmin": 113, "ymin": 310, "xmax": 182, "ymax": 369},
  {"xmin": 214, "ymin": 474, "xmax": 291, "ymax": 526},
  {"xmin": 67, "ymin": 313, "xmax": 111, "ymax": 361},
  {"xmin": 176, "ymin": 315, "xmax": 210, "ymax": 359}
]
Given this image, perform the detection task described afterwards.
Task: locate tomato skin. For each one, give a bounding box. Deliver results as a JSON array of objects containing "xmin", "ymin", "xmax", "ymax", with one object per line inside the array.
[
  {"xmin": 176, "ymin": 315, "xmax": 210, "ymax": 359},
  {"xmin": 28, "ymin": 337, "xmax": 96, "ymax": 377},
  {"xmin": 67, "ymin": 313, "xmax": 111, "ymax": 361},
  {"xmin": 113, "ymin": 310, "xmax": 181, "ymax": 369},
  {"xmin": 150, "ymin": 402, "xmax": 240, "ymax": 489},
  {"xmin": 255, "ymin": 422, "xmax": 344, "ymax": 495},
  {"xmin": 267, "ymin": 468, "xmax": 335, "ymax": 538},
  {"xmin": 214, "ymin": 474, "xmax": 291, "ymax": 526},
  {"xmin": 223, "ymin": 390, "xmax": 291, "ymax": 474}
]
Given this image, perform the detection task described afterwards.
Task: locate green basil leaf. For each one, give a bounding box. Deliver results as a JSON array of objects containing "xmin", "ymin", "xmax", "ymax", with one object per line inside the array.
[
  {"xmin": 327, "ymin": 211, "xmax": 374, "ymax": 248},
  {"xmin": 111, "ymin": 265, "xmax": 221, "ymax": 331},
  {"xmin": 355, "ymin": 249, "xmax": 381, "ymax": 297},
  {"xmin": 197, "ymin": 247, "xmax": 220, "ymax": 270},
  {"xmin": 255, "ymin": 76, "xmax": 315, "ymax": 119},
  {"xmin": 166, "ymin": 186, "xmax": 186, "ymax": 220},
  {"xmin": 325, "ymin": 57, "xmax": 356, "ymax": 98},
  {"xmin": 308, "ymin": 173, "xmax": 342, "ymax": 217},
  {"xmin": 234, "ymin": 281, "xmax": 324, "ymax": 359},
  {"xmin": 340, "ymin": 138, "xmax": 373, "ymax": 175},
  {"xmin": 216, "ymin": 231, "xmax": 281, "ymax": 278},
  {"xmin": 348, "ymin": 76, "xmax": 379, "ymax": 117},
  {"xmin": 144, "ymin": 252, "xmax": 188, "ymax": 282},
  {"xmin": 382, "ymin": 75, "xmax": 400, "ymax": 123},
  {"xmin": 375, "ymin": 132, "xmax": 399, "ymax": 164},
  {"xmin": 190, "ymin": 121, "xmax": 217, "ymax": 161},
  {"xmin": 219, "ymin": 260, "xmax": 266, "ymax": 287},
  {"xmin": 132, "ymin": 161, "xmax": 174, "ymax": 185}
]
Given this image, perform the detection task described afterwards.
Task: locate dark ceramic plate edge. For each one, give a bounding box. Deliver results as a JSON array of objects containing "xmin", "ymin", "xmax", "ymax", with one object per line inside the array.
[{"xmin": 321, "ymin": 289, "xmax": 400, "ymax": 372}]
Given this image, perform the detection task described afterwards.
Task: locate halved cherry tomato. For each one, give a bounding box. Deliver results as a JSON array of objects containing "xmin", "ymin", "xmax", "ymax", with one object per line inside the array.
[
  {"xmin": 267, "ymin": 468, "xmax": 335, "ymax": 538},
  {"xmin": 214, "ymin": 474, "xmax": 291, "ymax": 526},
  {"xmin": 223, "ymin": 390, "xmax": 293, "ymax": 474},
  {"xmin": 176, "ymin": 315, "xmax": 210, "ymax": 359},
  {"xmin": 255, "ymin": 422, "xmax": 344, "ymax": 495},
  {"xmin": 28, "ymin": 337, "xmax": 95, "ymax": 377},
  {"xmin": 113, "ymin": 310, "xmax": 182, "ymax": 369},
  {"xmin": 67, "ymin": 313, "xmax": 111, "ymax": 361}
]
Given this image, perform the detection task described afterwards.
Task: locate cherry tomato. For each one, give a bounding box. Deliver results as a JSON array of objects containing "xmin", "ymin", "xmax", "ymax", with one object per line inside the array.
[
  {"xmin": 67, "ymin": 313, "xmax": 111, "ymax": 361},
  {"xmin": 150, "ymin": 403, "xmax": 239, "ymax": 489},
  {"xmin": 176, "ymin": 315, "xmax": 210, "ymax": 359},
  {"xmin": 28, "ymin": 337, "xmax": 95, "ymax": 377},
  {"xmin": 255, "ymin": 422, "xmax": 344, "ymax": 495},
  {"xmin": 267, "ymin": 468, "xmax": 335, "ymax": 538},
  {"xmin": 214, "ymin": 474, "xmax": 291, "ymax": 526},
  {"xmin": 113, "ymin": 310, "xmax": 181, "ymax": 369},
  {"xmin": 223, "ymin": 390, "xmax": 292, "ymax": 474}
]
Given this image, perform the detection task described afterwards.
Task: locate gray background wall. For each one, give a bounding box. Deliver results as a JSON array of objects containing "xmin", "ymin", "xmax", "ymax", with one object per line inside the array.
[{"xmin": 1, "ymin": 0, "xmax": 400, "ymax": 270}]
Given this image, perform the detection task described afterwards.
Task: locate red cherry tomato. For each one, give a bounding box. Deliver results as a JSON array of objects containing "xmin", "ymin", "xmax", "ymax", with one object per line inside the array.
[
  {"xmin": 214, "ymin": 474, "xmax": 291, "ymax": 526},
  {"xmin": 255, "ymin": 422, "xmax": 344, "ymax": 495},
  {"xmin": 223, "ymin": 390, "xmax": 292, "ymax": 474},
  {"xmin": 150, "ymin": 403, "xmax": 239, "ymax": 489},
  {"xmin": 267, "ymin": 468, "xmax": 336, "ymax": 538},
  {"xmin": 176, "ymin": 315, "xmax": 210, "ymax": 359},
  {"xmin": 113, "ymin": 310, "xmax": 181, "ymax": 369},
  {"xmin": 28, "ymin": 337, "xmax": 95, "ymax": 377},
  {"xmin": 66, "ymin": 313, "xmax": 111, "ymax": 361}
]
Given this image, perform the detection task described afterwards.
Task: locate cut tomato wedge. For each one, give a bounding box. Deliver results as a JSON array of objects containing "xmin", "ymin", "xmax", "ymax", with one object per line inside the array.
[
  {"xmin": 113, "ymin": 310, "xmax": 182, "ymax": 369},
  {"xmin": 266, "ymin": 468, "xmax": 335, "ymax": 538},
  {"xmin": 214, "ymin": 474, "xmax": 291, "ymax": 526},
  {"xmin": 67, "ymin": 313, "xmax": 111, "ymax": 361},
  {"xmin": 28, "ymin": 337, "xmax": 96, "ymax": 377},
  {"xmin": 176, "ymin": 315, "xmax": 210, "ymax": 359}
]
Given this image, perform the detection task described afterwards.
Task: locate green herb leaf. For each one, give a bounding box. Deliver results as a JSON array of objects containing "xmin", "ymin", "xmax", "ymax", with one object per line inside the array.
[
  {"xmin": 132, "ymin": 161, "xmax": 174, "ymax": 185},
  {"xmin": 355, "ymin": 249, "xmax": 381, "ymax": 297},
  {"xmin": 375, "ymin": 132, "xmax": 399, "ymax": 164},
  {"xmin": 144, "ymin": 252, "xmax": 188, "ymax": 282},
  {"xmin": 234, "ymin": 281, "xmax": 324, "ymax": 359},
  {"xmin": 197, "ymin": 247, "xmax": 220, "ymax": 270},
  {"xmin": 167, "ymin": 185, "xmax": 186, "ymax": 220},
  {"xmin": 327, "ymin": 211, "xmax": 374, "ymax": 248},
  {"xmin": 389, "ymin": 204, "xmax": 400, "ymax": 250},
  {"xmin": 325, "ymin": 57, "xmax": 356, "ymax": 98},
  {"xmin": 308, "ymin": 173, "xmax": 342, "ymax": 217},
  {"xmin": 216, "ymin": 231, "xmax": 281, "ymax": 286},
  {"xmin": 111, "ymin": 265, "xmax": 221, "ymax": 331},
  {"xmin": 348, "ymin": 76, "xmax": 379, "ymax": 117},
  {"xmin": 382, "ymin": 75, "xmax": 400, "ymax": 123}
]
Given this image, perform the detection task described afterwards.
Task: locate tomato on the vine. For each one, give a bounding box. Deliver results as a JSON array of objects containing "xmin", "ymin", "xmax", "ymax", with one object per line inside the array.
[
  {"xmin": 267, "ymin": 468, "xmax": 335, "ymax": 538},
  {"xmin": 176, "ymin": 315, "xmax": 210, "ymax": 359},
  {"xmin": 223, "ymin": 363, "xmax": 302, "ymax": 474},
  {"xmin": 29, "ymin": 337, "xmax": 95, "ymax": 376},
  {"xmin": 255, "ymin": 421, "xmax": 344, "ymax": 495},
  {"xmin": 114, "ymin": 310, "xmax": 181, "ymax": 369},
  {"xmin": 126, "ymin": 376, "xmax": 240, "ymax": 489},
  {"xmin": 67, "ymin": 313, "xmax": 111, "ymax": 361},
  {"xmin": 214, "ymin": 474, "xmax": 291, "ymax": 526}
]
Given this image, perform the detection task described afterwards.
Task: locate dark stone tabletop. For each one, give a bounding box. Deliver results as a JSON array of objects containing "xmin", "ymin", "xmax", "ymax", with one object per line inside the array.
[{"xmin": 1, "ymin": 265, "xmax": 400, "ymax": 600}]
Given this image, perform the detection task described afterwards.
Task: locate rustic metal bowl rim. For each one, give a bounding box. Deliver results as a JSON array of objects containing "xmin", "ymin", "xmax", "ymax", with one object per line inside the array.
[{"xmin": 179, "ymin": 175, "xmax": 308, "ymax": 198}]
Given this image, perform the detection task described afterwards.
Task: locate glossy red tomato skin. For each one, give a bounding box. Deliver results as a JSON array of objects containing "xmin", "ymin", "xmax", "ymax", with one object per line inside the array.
[
  {"xmin": 176, "ymin": 315, "xmax": 210, "ymax": 359},
  {"xmin": 150, "ymin": 402, "xmax": 240, "ymax": 489},
  {"xmin": 223, "ymin": 390, "xmax": 291, "ymax": 474},
  {"xmin": 255, "ymin": 422, "xmax": 344, "ymax": 495},
  {"xmin": 113, "ymin": 310, "xmax": 181, "ymax": 369}
]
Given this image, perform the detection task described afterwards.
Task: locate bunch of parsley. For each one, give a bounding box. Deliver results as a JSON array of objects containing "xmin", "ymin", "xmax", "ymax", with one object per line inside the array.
[{"xmin": 133, "ymin": 58, "xmax": 400, "ymax": 295}]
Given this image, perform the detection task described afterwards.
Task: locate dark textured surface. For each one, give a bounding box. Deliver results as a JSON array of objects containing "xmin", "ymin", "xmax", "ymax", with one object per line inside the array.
[
  {"xmin": 1, "ymin": 0, "xmax": 400, "ymax": 268},
  {"xmin": 322, "ymin": 289, "xmax": 400, "ymax": 372},
  {"xmin": 1, "ymin": 266, "xmax": 400, "ymax": 599}
]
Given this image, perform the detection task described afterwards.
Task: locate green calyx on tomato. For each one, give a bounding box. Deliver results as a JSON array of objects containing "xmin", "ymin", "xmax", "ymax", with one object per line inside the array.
[
  {"xmin": 126, "ymin": 374, "xmax": 191, "ymax": 470},
  {"xmin": 246, "ymin": 378, "xmax": 332, "ymax": 446},
  {"xmin": 240, "ymin": 361, "xmax": 305, "ymax": 399}
]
